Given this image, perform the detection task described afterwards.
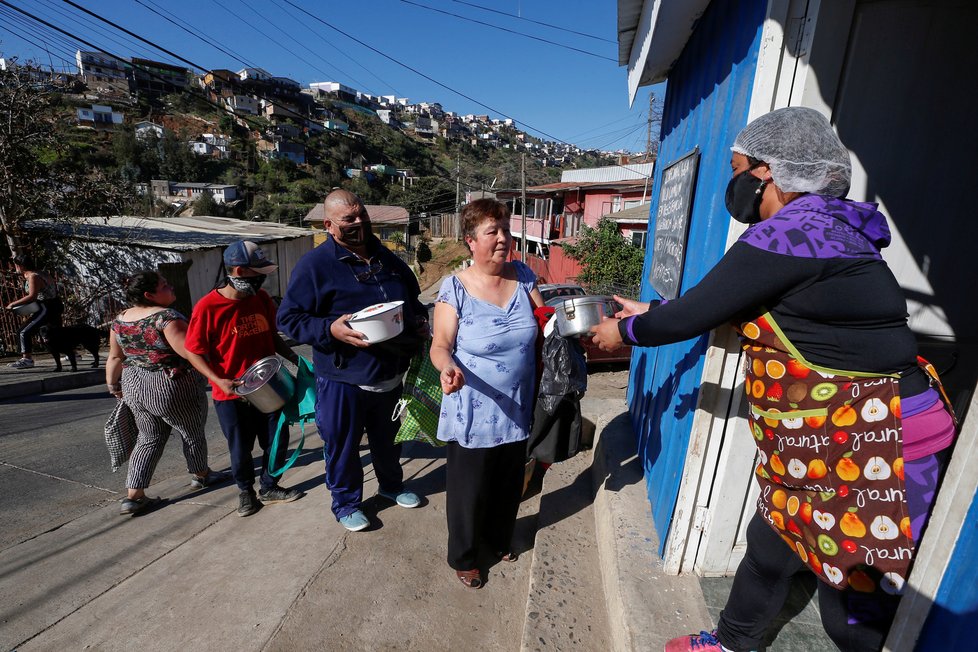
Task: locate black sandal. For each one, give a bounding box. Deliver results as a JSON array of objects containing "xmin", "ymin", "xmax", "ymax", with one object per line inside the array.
[{"xmin": 496, "ymin": 551, "xmax": 518, "ymax": 563}]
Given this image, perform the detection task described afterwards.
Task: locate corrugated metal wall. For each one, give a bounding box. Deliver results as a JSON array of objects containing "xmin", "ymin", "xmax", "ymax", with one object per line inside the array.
[
  {"xmin": 627, "ymin": 0, "xmax": 767, "ymax": 552},
  {"xmin": 561, "ymin": 163, "xmax": 654, "ymax": 183}
]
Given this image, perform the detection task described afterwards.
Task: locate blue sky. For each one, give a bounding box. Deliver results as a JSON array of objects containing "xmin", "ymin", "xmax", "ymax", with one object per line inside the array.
[{"xmin": 0, "ymin": 0, "xmax": 661, "ymax": 153}]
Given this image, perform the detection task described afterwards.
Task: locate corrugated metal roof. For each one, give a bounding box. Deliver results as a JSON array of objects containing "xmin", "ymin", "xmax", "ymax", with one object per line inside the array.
[
  {"xmin": 304, "ymin": 204, "xmax": 410, "ymax": 225},
  {"xmin": 496, "ymin": 179, "xmax": 648, "ymax": 198},
  {"xmin": 618, "ymin": 0, "xmax": 711, "ymax": 102},
  {"xmin": 561, "ymin": 162, "xmax": 654, "ymax": 183},
  {"xmin": 602, "ymin": 202, "xmax": 652, "ymax": 222},
  {"xmin": 26, "ymin": 215, "xmax": 314, "ymax": 252}
]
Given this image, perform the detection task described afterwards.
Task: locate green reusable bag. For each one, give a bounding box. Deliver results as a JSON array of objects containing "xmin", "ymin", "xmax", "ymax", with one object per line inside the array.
[
  {"xmin": 268, "ymin": 355, "xmax": 317, "ymax": 478},
  {"xmin": 393, "ymin": 338, "xmax": 445, "ymax": 447}
]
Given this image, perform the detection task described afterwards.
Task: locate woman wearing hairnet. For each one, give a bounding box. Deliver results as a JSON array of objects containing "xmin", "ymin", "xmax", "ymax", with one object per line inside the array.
[{"xmin": 591, "ymin": 107, "xmax": 956, "ymax": 652}]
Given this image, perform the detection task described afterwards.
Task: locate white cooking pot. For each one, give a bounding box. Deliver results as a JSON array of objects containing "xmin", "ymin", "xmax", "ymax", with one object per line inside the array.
[
  {"xmin": 10, "ymin": 301, "xmax": 41, "ymax": 317},
  {"xmin": 234, "ymin": 356, "xmax": 295, "ymax": 413},
  {"xmin": 348, "ymin": 301, "xmax": 405, "ymax": 343}
]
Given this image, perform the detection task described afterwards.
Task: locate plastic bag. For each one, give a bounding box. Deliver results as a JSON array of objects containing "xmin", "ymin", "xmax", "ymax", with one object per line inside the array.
[
  {"xmin": 268, "ymin": 355, "xmax": 316, "ymax": 477},
  {"xmin": 104, "ymin": 399, "xmax": 137, "ymax": 472},
  {"xmin": 393, "ymin": 338, "xmax": 445, "ymax": 447}
]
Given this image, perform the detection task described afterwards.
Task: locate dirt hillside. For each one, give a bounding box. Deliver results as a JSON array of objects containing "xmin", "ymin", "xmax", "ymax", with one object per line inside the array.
[{"xmin": 418, "ymin": 239, "xmax": 470, "ymax": 292}]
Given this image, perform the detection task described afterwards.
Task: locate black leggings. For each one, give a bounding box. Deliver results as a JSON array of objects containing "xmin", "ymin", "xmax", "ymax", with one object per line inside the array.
[
  {"xmin": 718, "ymin": 448, "xmax": 950, "ymax": 652},
  {"xmin": 18, "ymin": 298, "xmax": 62, "ymax": 355}
]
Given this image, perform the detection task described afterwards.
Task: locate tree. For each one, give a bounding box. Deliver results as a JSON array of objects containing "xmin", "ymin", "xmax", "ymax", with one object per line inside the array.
[
  {"xmin": 0, "ymin": 60, "xmax": 133, "ymax": 264},
  {"xmin": 562, "ymin": 218, "xmax": 645, "ymax": 294},
  {"xmin": 193, "ymin": 191, "xmax": 218, "ymax": 216}
]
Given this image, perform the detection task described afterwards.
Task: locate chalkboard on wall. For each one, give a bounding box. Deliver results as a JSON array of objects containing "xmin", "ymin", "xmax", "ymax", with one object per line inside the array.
[{"xmin": 650, "ymin": 148, "xmax": 700, "ymax": 300}]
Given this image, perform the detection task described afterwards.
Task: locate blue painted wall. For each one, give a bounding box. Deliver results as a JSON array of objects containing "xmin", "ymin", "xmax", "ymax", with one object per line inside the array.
[
  {"xmin": 627, "ymin": 0, "xmax": 767, "ymax": 553},
  {"xmin": 915, "ymin": 484, "xmax": 978, "ymax": 648}
]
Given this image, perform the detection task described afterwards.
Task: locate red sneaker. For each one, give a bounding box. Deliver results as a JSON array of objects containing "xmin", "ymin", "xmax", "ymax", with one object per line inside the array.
[{"xmin": 664, "ymin": 630, "xmax": 724, "ymax": 652}]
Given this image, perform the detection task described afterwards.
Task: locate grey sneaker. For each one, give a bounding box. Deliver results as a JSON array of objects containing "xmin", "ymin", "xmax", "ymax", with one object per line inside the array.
[
  {"xmin": 258, "ymin": 486, "xmax": 304, "ymax": 504},
  {"xmin": 237, "ymin": 490, "xmax": 260, "ymax": 517},
  {"xmin": 120, "ymin": 496, "xmax": 162, "ymax": 516},
  {"xmin": 190, "ymin": 469, "xmax": 230, "ymax": 490}
]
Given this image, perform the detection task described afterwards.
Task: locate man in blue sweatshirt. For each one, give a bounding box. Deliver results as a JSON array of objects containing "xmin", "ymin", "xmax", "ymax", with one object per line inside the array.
[{"xmin": 278, "ymin": 189, "xmax": 428, "ymax": 531}]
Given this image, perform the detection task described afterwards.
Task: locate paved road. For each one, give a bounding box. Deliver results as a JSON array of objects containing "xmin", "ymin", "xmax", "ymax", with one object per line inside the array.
[{"xmin": 0, "ymin": 385, "xmax": 228, "ymax": 550}]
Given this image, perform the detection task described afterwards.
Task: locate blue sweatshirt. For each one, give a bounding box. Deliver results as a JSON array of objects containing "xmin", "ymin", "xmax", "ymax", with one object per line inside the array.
[{"xmin": 277, "ymin": 235, "xmax": 426, "ymax": 385}]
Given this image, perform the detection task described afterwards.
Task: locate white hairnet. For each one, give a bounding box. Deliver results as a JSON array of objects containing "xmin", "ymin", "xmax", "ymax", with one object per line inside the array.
[{"xmin": 731, "ymin": 107, "xmax": 852, "ymax": 197}]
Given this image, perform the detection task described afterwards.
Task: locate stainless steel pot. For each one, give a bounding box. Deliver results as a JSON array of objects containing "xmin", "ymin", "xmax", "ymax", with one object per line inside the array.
[
  {"xmin": 553, "ymin": 295, "xmax": 615, "ymax": 337},
  {"xmin": 11, "ymin": 301, "xmax": 41, "ymax": 316},
  {"xmin": 234, "ymin": 356, "xmax": 295, "ymax": 413}
]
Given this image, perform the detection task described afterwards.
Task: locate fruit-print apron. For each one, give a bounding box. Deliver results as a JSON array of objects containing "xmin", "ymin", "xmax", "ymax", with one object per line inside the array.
[{"xmin": 737, "ymin": 312, "xmax": 913, "ymax": 595}]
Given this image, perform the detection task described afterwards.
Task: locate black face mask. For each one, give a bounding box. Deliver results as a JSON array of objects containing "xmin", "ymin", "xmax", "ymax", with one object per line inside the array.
[
  {"xmin": 725, "ymin": 169, "xmax": 768, "ymax": 224},
  {"xmin": 338, "ymin": 222, "xmax": 372, "ymax": 246},
  {"xmin": 227, "ymin": 274, "xmax": 266, "ymax": 295}
]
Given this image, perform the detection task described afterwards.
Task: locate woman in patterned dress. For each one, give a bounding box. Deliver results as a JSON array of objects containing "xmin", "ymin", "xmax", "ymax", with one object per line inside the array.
[
  {"xmin": 430, "ymin": 199, "xmax": 545, "ymax": 589},
  {"xmin": 106, "ymin": 271, "xmax": 226, "ymax": 516}
]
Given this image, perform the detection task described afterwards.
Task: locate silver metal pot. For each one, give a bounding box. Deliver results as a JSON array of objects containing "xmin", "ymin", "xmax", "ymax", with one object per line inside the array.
[
  {"xmin": 234, "ymin": 356, "xmax": 295, "ymax": 413},
  {"xmin": 553, "ymin": 295, "xmax": 615, "ymax": 337},
  {"xmin": 11, "ymin": 301, "xmax": 41, "ymax": 316}
]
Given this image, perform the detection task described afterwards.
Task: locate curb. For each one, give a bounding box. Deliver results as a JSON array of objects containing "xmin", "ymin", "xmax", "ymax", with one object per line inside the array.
[
  {"xmin": 0, "ymin": 368, "xmax": 103, "ymax": 401},
  {"xmin": 585, "ymin": 396, "xmax": 713, "ymax": 652}
]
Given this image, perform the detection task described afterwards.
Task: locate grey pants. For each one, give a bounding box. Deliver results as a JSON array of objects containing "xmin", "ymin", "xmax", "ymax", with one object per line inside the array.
[{"xmin": 122, "ymin": 366, "xmax": 209, "ymax": 489}]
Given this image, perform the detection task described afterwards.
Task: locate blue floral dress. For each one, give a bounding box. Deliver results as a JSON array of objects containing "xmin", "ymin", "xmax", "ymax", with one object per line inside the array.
[{"xmin": 436, "ymin": 261, "xmax": 537, "ymax": 448}]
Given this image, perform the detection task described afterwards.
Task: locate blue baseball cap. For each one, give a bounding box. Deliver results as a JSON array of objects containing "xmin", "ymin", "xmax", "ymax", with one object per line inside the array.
[{"xmin": 223, "ymin": 240, "xmax": 278, "ymax": 274}]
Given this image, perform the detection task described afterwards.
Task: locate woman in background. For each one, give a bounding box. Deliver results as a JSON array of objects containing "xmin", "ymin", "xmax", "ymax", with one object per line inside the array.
[{"xmin": 5, "ymin": 255, "xmax": 63, "ymax": 369}]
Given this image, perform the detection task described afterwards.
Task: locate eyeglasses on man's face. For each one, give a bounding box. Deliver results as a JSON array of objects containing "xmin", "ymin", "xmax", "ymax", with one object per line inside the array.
[{"xmin": 353, "ymin": 260, "xmax": 384, "ymax": 282}]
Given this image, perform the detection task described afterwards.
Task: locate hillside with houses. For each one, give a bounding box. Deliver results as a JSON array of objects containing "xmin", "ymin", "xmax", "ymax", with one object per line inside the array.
[{"xmin": 2, "ymin": 53, "xmax": 625, "ymax": 227}]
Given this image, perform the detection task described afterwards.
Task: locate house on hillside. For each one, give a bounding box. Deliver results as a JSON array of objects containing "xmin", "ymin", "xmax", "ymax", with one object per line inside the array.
[
  {"xmin": 225, "ymin": 94, "xmax": 259, "ymax": 116},
  {"xmin": 236, "ymin": 67, "xmax": 272, "ymax": 82},
  {"xmin": 257, "ymin": 140, "xmax": 305, "ymax": 165},
  {"xmin": 143, "ymin": 180, "xmax": 239, "ymax": 205},
  {"xmin": 74, "ymin": 50, "xmax": 129, "ymax": 94},
  {"xmin": 134, "ymin": 121, "xmax": 166, "ymax": 141},
  {"xmin": 76, "ymin": 104, "xmax": 124, "ymax": 130},
  {"xmin": 129, "ymin": 57, "xmax": 189, "ymax": 97}
]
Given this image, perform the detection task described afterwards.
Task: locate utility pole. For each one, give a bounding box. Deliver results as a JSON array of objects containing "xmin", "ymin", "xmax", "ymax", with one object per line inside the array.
[
  {"xmin": 455, "ymin": 153, "xmax": 461, "ymax": 241},
  {"xmin": 520, "ymin": 153, "xmax": 527, "ymax": 261},
  {"xmin": 645, "ymin": 92, "xmax": 655, "ymax": 163}
]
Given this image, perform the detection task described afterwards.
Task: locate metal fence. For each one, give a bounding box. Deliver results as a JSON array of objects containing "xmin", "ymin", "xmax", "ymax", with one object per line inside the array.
[{"xmin": 1, "ymin": 271, "xmax": 119, "ymax": 357}]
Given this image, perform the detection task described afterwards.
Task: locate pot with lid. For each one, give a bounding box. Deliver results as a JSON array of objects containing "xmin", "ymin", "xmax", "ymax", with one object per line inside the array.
[
  {"xmin": 347, "ymin": 300, "xmax": 405, "ymax": 343},
  {"xmin": 234, "ymin": 356, "xmax": 295, "ymax": 413},
  {"xmin": 553, "ymin": 295, "xmax": 616, "ymax": 337}
]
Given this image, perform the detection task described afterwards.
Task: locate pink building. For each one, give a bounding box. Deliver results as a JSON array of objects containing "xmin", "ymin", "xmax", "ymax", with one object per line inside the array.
[{"xmin": 496, "ymin": 164, "xmax": 654, "ymax": 284}]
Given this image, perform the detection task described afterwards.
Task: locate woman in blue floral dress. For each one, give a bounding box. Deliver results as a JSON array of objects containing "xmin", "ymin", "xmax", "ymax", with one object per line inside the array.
[{"xmin": 430, "ymin": 199, "xmax": 544, "ymax": 589}]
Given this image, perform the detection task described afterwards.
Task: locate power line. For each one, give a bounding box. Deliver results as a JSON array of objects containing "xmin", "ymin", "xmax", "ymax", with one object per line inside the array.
[
  {"xmin": 0, "ymin": 7, "xmax": 77, "ymax": 58},
  {"xmin": 207, "ymin": 0, "xmax": 358, "ymax": 87},
  {"xmin": 275, "ymin": 0, "xmax": 650, "ymax": 179},
  {"xmin": 396, "ymin": 0, "xmax": 616, "ymax": 62},
  {"xmin": 133, "ymin": 0, "xmax": 263, "ymax": 71},
  {"xmin": 0, "ymin": 15, "xmax": 77, "ymax": 70},
  {"xmin": 450, "ymin": 0, "xmax": 617, "ymax": 44},
  {"xmin": 36, "ymin": 0, "xmax": 169, "ymax": 62},
  {"xmin": 266, "ymin": 0, "xmax": 401, "ymax": 96}
]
